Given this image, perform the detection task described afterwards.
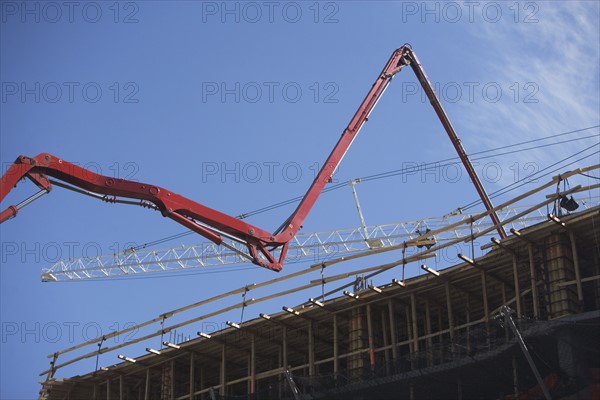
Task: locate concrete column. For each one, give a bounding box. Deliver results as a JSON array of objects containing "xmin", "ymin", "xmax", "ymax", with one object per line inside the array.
[
  {"xmin": 546, "ymin": 234, "xmax": 578, "ymax": 318},
  {"xmin": 569, "ymin": 232, "xmax": 584, "ymax": 303},
  {"xmin": 349, "ymin": 307, "xmax": 364, "ymax": 379}
]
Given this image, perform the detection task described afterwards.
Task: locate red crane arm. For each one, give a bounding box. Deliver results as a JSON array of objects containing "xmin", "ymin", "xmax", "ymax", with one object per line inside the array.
[
  {"xmin": 272, "ymin": 47, "xmax": 408, "ymax": 243},
  {"xmin": 0, "ymin": 45, "xmax": 504, "ymax": 272},
  {"xmin": 0, "ymin": 153, "xmax": 281, "ymax": 270}
]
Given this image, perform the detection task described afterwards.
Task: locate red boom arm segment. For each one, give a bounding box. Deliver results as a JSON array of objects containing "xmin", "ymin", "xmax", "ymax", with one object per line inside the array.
[
  {"xmin": 0, "ymin": 46, "xmax": 504, "ymax": 272},
  {"xmin": 0, "ymin": 154, "xmax": 284, "ymax": 270}
]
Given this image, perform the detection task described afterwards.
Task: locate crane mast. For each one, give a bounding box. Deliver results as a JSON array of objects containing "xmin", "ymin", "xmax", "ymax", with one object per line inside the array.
[{"xmin": 0, "ymin": 45, "xmax": 504, "ymax": 272}]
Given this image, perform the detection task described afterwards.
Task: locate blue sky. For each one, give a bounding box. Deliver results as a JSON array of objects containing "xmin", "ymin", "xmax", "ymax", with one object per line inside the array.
[{"xmin": 1, "ymin": 1, "xmax": 599, "ymax": 398}]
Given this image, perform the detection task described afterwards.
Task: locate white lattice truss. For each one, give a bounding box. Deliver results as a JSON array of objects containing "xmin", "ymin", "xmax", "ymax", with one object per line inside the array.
[{"xmin": 42, "ymin": 193, "xmax": 599, "ymax": 282}]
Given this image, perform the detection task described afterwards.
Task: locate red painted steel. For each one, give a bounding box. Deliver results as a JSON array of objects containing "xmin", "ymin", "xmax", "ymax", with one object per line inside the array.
[{"xmin": 0, "ymin": 46, "xmax": 504, "ymax": 271}]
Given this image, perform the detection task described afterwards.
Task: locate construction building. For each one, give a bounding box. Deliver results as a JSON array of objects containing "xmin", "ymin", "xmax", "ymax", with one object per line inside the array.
[
  {"xmin": 40, "ymin": 203, "xmax": 600, "ymax": 399},
  {"xmin": 1, "ymin": 46, "xmax": 595, "ymax": 400}
]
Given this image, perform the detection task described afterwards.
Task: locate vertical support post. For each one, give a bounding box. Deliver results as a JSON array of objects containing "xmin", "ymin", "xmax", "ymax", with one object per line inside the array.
[
  {"xmin": 405, "ymin": 305, "xmax": 412, "ymax": 354},
  {"xmin": 278, "ymin": 347, "xmax": 283, "ymax": 399},
  {"xmin": 220, "ymin": 345, "xmax": 226, "ymax": 396},
  {"xmin": 380, "ymin": 308, "xmax": 390, "ymax": 376},
  {"xmin": 502, "ymin": 282, "xmax": 510, "ymax": 342},
  {"xmin": 170, "ymin": 360, "xmax": 175, "ymax": 400},
  {"xmin": 199, "ymin": 367, "xmax": 204, "ymax": 400},
  {"xmin": 189, "ymin": 352, "xmax": 195, "ymax": 400},
  {"xmin": 528, "ymin": 244, "xmax": 540, "ymax": 318},
  {"xmin": 249, "ymin": 334, "xmax": 256, "ymax": 394},
  {"xmin": 161, "ymin": 361, "xmax": 173, "ymax": 400},
  {"xmin": 465, "ymin": 294, "xmax": 471, "ymax": 354},
  {"xmin": 308, "ymin": 320, "xmax": 315, "ymax": 376},
  {"xmin": 388, "ymin": 299, "xmax": 397, "ymax": 365},
  {"xmin": 366, "ymin": 304, "xmax": 375, "ymax": 374},
  {"xmin": 93, "ymin": 384, "xmax": 98, "ymax": 400},
  {"xmin": 445, "ymin": 282, "xmax": 454, "ymax": 340},
  {"xmin": 145, "ymin": 368, "xmax": 150, "ymax": 400},
  {"xmin": 282, "ymin": 326, "xmax": 288, "ymax": 370},
  {"xmin": 594, "ymin": 251, "xmax": 600, "ymax": 309},
  {"xmin": 333, "ymin": 314, "xmax": 339, "ymax": 379},
  {"xmin": 502, "ymin": 283, "xmax": 509, "ymax": 342},
  {"xmin": 568, "ymin": 232, "xmax": 584, "ymax": 302},
  {"xmin": 513, "ymin": 255, "xmax": 522, "ymax": 316},
  {"xmin": 446, "ymin": 282, "xmax": 455, "ymax": 360},
  {"xmin": 438, "ymin": 307, "xmax": 443, "ymax": 364},
  {"xmin": 481, "ymin": 271, "xmax": 490, "ymax": 339},
  {"xmin": 107, "ymin": 379, "xmax": 111, "ymax": 400},
  {"xmin": 481, "ymin": 271, "xmax": 489, "ymax": 322},
  {"xmin": 410, "ymin": 294, "xmax": 419, "ymax": 356},
  {"xmin": 425, "ymin": 300, "xmax": 432, "ymax": 367},
  {"xmin": 120, "ymin": 375, "xmax": 123, "ymax": 400}
]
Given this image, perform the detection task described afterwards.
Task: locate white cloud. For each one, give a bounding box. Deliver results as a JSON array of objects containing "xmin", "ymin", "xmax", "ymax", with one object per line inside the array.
[{"xmin": 458, "ymin": 1, "xmax": 599, "ymax": 186}]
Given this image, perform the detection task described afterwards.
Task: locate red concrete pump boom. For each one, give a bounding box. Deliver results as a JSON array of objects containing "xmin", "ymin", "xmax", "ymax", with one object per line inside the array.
[{"xmin": 0, "ymin": 45, "xmax": 505, "ymax": 272}]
